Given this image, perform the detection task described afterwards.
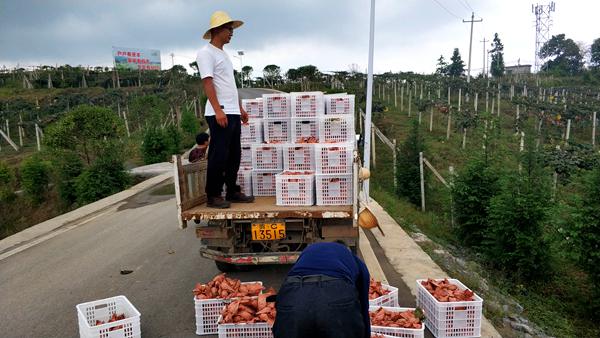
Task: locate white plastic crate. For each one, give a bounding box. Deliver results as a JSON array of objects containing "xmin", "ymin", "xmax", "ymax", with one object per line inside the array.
[
  {"xmin": 369, "ymin": 306, "xmax": 425, "ymax": 338},
  {"xmin": 251, "ymin": 144, "xmax": 283, "ymax": 170},
  {"xmin": 372, "ymin": 334, "xmax": 396, "ymax": 338},
  {"xmin": 237, "ymin": 169, "xmax": 252, "ymax": 196},
  {"xmin": 252, "ymin": 170, "xmax": 280, "ymax": 196},
  {"xmin": 325, "ymin": 94, "xmax": 355, "ymax": 115},
  {"xmin": 314, "ymin": 143, "xmax": 354, "ymax": 174},
  {"xmin": 416, "ymin": 279, "xmax": 483, "ymax": 338},
  {"xmin": 263, "ymin": 119, "xmax": 291, "ymax": 144},
  {"xmin": 282, "ymin": 144, "xmax": 315, "ymax": 171},
  {"xmin": 291, "ymin": 118, "xmax": 319, "ymax": 143},
  {"xmin": 276, "ymin": 171, "xmax": 315, "ymax": 206},
  {"xmin": 76, "ymin": 295, "xmax": 141, "ymax": 338},
  {"xmin": 369, "ymin": 284, "xmax": 399, "ymax": 307},
  {"xmin": 242, "ymin": 98, "xmax": 263, "ymax": 118},
  {"xmin": 195, "ymin": 282, "xmax": 263, "ymax": 335},
  {"xmin": 241, "ymin": 119, "xmax": 263, "ymax": 144},
  {"xmin": 217, "ymin": 316, "xmax": 273, "ymax": 338},
  {"xmin": 315, "ymin": 174, "xmax": 353, "ymax": 205},
  {"xmin": 319, "ymin": 115, "xmax": 355, "ymax": 143},
  {"xmin": 240, "ymin": 145, "xmax": 253, "ymax": 168},
  {"xmin": 291, "ymin": 91, "xmax": 324, "ymax": 118},
  {"xmin": 263, "ymin": 93, "xmax": 291, "ymax": 119}
]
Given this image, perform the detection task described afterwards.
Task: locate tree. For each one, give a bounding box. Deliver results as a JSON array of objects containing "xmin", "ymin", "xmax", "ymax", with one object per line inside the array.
[
  {"xmin": 45, "ymin": 105, "xmax": 125, "ymax": 165},
  {"xmin": 242, "ymin": 65, "xmax": 253, "ymax": 85},
  {"xmin": 489, "ymin": 33, "xmax": 505, "ymax": 77},
  {"xmin": 20, "ymin": 155, "xmax": 51, "ymax": 204},
  {"xmin": 295, "ymin": 65, "xmax": 320, "ymax": 81},
  {"xmin": 447, "ymin": 48, "xmax": 465, "ymax": 77},
  {"xmin": 180, "ymin": 108, "xmax": 200, "ymax": 136},
  {"xmin": 539, "ymin": 34, "xmax": 584, "ymax": 75},
  {"xmin": 75, "ymin": 151, "xmax": 130, "ymax": 205},
  {"xmin": 452, "ymin": 157, "xmax": 499, "ymax": 247},
  {"xmin": 396, "ymin": 120, "xmax": 426, "ymax": 205},
  {"xmin": 435, "ymin": 55, "xmax": 448, "ymax": 76},
  {"xmin": 286, "ymin": 68, "xmax": 299, "ymax": 81},
  {"xmin": 484, "ymin": 133, "xmax": 551, "ymax": 280},
  {"xmin": 591, "ymin": 38, "xmax": 600, "ymax": 69},
  {"xmin": 0, "ymin": 161, "xmax": 15, "ymax": 202},
  {"xmin": 263, "ymin": 65, "xmax": 281, "ymax": 87}
]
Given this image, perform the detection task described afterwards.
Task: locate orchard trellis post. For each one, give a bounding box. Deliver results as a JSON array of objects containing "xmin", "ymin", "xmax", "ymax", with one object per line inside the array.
[
  {"xmin": 419, "ymin": 151, "xmax": 425, "ymax": 211},
  {"xmin": 593, "ymin": 111, "xmax": 597, "ymax": 146}
]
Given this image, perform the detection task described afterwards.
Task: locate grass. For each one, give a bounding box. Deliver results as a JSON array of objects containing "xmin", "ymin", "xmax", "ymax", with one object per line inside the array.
[{"xmin": 367, "ymin": 90, "xmax": 600, "ymax": 337}]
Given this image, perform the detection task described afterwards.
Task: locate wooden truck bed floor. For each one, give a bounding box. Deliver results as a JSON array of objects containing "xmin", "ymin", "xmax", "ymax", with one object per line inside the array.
[{"xmin": 182, "ymin": 197, "xmax": 353, "ymax": 221}]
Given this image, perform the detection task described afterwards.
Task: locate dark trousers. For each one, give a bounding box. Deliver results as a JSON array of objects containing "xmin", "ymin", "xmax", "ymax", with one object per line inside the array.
[
  {"xmin": 205, "ymin": 115, "xmax": 241, "ymax": 198},
  {"xmin": 272, "ymin": 279, "xmax": 366, "ymax": 338}
]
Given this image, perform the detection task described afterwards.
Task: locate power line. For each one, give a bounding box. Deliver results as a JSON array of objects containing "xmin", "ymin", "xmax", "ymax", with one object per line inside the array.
[
  {"xmin": 457, "ymin": 0, "xmax": 473, "ymax": 12},
  {"xmin": 430, "ymin": 0, "xmax": 461, "ymax": 20}
]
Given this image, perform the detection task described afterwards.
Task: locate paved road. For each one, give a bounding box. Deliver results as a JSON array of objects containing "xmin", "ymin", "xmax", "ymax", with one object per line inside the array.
[
  {"xmin": 0, "ymin": 182, "xmax": 290, "ymax": 338},
  {"xmin": 238, "ymin": 87, "xmax": 280, "ymax": 100}
]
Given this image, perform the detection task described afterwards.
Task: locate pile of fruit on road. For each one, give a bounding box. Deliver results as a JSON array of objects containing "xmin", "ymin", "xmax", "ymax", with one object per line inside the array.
[{"xmin": 193, "ymin": 273, "xmax": 263, "ymax": 300}]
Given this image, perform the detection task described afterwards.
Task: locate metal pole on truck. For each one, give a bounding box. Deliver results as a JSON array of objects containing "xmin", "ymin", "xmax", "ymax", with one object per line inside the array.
[{"xmin": 363, "ymin": 0, "xmax": 376, "ymax": 201}]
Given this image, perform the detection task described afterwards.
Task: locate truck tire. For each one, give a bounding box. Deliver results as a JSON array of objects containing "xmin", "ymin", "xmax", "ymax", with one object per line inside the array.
[{"xmin": 215, "ymin": 261, "xmax": 236, "ymax": 272}]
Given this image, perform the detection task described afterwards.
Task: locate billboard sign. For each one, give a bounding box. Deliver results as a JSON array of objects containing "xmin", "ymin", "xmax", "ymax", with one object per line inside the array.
[{"xmin": 112, "ymin": 46, "xmax": 161, "ymax": 71}]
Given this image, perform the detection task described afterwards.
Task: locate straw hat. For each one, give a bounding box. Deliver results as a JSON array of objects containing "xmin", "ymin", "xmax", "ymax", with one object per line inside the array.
[{"xmin": 203, "ymin": 11, "xmax": 244, "ymax": 40}]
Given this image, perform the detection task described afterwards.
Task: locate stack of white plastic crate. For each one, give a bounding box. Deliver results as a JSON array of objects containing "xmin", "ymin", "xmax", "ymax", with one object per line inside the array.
[
  {"xmin": 240, "ymin": 98, "xmax": 264, "ymax": 196},
  {"xmin": 314, "ymin": 94, "xmax": 355, "ymax": 205},
  {"xmin": 274, "ymin": 92, "xmax": 324, "ymax": 206}
]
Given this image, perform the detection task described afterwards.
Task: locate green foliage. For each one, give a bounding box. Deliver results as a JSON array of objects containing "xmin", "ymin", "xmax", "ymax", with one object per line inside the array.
[
  {"xmin": 129, "ymin": 95, "xmax": 169, "ymax": 129},
  {"xmin": 435, "ymin": 55, "xmax": 448, "ymax": 76},
  {"xmin": 573, "ymin": 165, "xmax": 600, "ymax": 310},
  {"xmin": 20, "ymin": 155, "xmax": 51, "ymax": 204},
  {"xmin": 452, "ymin": 157, "xmax": 499, "ymax": 247},
  {"xmin": 45, "ymin": 104, "xmax": 125, "ymax": 165},
  {"xmin": 54, "ymin": 151, "xmax": 84, "ymax": 206},
  {"xmin": 447, "ymin": 48, "xmax": 465, "ymax": 77},
  {"xmin": 141, "ymin": 126, "xmax": 181, "ymax": 164},
  {"xmin": 396, "ymin": 120, "xmax": 426, "ymax": 205},
  {"xmin": 484, "ymin": 135, "xmax": 551, "ymax": 280},
  {"xmin": 591, "ymin": 38, "xmax": 600, "ymax": 69},
  {"xmin": 539, "ymin": 34, "xmax": 584, "ymax": 75},
  {"xmin": 180, "ymin": 108, "xmax": 200, "ymax": 135},
  {"xmin": 263, "ymin": 64, "xmax": 282, "ymax": 87},
  {"xmin": 490, "ymin": 33, "xmax": 505, "ymax": 77},
  {"xmin": 0, "ymin": 161, "xmax": 15, "ymax": 202},
  {"xmin": 75, "ymin": 154, "xmax": 130, "ymax": 205}
]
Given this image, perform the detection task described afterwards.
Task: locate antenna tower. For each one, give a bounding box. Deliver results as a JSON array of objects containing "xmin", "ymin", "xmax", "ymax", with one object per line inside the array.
[{"xmin": 532, "ymin": 2, "xmax": 556, "ymax": 72}]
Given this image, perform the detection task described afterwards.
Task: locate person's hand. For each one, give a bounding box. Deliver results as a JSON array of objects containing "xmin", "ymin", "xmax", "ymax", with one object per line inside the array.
[
  {"xmin": 216, "ymin": 108, "xmax": 228, "ymax": 128},
  {"xmin": 241, "ymin": 107, "xmax": 249, "ymax": 124}
]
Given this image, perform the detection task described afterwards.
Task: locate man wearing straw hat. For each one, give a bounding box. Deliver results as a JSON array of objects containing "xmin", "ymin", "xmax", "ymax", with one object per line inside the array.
[{"xmin": 196, "ymin": 11, "xmax": 254, "ymax": 208}]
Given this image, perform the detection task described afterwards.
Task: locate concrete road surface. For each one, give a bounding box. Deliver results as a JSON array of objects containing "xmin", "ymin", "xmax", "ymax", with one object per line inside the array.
[{"xmin": 0, "ymin": 183, "xmax": 290, "ymax": 338}]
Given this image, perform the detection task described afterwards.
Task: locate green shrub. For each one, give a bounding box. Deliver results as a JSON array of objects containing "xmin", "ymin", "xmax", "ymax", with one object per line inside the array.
[
  {"xmin": 573, "ymin": 165, "xmax": 600, "ymax": 310},
  {"xmin": 54, "ymin": 151, "xmax": 84, "ymax": 206},
  {"xmin": 180, "ymin": 108, "xmax": 200, "ymax": 135},
  {"xmin": 164, "ymin": 125, "xmax": 182, "ymax": 154},
  {"xmin": 0, "ymin": 161, "xmax": 15, "ymax": 202},
  {"xmin": 20, "ymin": 155, "xmax": 51, "ymax": 204},
  {"xmin": 484, "ymin": 135, "xmax": 551, "ymax": 280},
  {"xmin": 141, "ymin": 126, "xmax": 182, "ymax": 164},
  {"xmin": 452, "ymin": 157, "xmax": 499, "ymax": 247},
  {"xmin": 396, "ymin": 120, "xmax": 426, "ymax": 205},
  {"xmin": 75, "ymin": 156, "xmax": 130, "ymax": 205}
]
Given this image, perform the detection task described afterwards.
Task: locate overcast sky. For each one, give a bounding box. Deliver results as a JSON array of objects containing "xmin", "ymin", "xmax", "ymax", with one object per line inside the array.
[{"xmin": 1, "ymin": 0, "xmax": 598, "ymax": 76}]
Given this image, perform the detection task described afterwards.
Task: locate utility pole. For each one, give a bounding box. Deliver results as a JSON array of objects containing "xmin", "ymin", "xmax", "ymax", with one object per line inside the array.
[
  {"xmin": 170, "ymin": 53, "xmax": 175, "ymax": 68},
  {"xmin": 480, "ymin": 38, "xmax": 488, "ymax": 77},
  {"xmin": 463, "ymin": 12, "xmax": 483, "ymax": 83}
]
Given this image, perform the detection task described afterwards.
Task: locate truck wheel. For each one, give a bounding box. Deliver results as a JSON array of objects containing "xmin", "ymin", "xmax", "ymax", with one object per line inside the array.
[{"xmin": 215, "ymin": 261, "xmax": 236, "ymax": 272}]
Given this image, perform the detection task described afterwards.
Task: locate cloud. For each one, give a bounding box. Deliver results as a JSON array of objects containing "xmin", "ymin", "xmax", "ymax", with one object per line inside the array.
[{"xmin": 1, "ymin": 0, "xmax": 598, "ymax": 75}]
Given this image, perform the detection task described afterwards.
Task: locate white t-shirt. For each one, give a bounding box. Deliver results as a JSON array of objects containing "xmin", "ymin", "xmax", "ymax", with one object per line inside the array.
[{"xmin": 196, "ymin": 44, "xmax": 241, "ymax": 116}]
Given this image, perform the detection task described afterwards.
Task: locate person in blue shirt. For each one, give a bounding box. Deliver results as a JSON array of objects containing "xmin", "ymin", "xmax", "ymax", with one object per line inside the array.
[{"xmin": 272, "ymin": 241, "xmax": 371, "ymax": 338}]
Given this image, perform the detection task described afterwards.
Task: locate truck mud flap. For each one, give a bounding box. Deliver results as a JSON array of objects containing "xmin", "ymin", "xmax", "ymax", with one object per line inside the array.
[{"xmin": 199, "ymin": 247, "xmax": 300, "ymax": 265}]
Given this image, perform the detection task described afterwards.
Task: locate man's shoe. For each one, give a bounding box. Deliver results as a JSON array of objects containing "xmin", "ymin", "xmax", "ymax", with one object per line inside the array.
[
  {"xmin": 207, "ymin": 197, "xmax": 231, "ymax": 209},
  {"xmin": 226, "ymin": 192, "xmax": 255, "ymax": 203}
]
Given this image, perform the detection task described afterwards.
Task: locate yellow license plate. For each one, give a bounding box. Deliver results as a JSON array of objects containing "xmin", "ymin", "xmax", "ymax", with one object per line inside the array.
[{"xmin": 251, "ymin": 223, "xmax": 286, "ymax": 241}]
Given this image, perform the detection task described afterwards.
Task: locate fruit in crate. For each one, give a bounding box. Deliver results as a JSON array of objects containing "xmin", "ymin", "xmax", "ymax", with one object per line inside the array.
[
  {"xmin": 193, "ymin": 273, "xmax": 264, "ymax": 300},
  {"xmin": 281, "ymin": 171, "xmax": 313, "ymax": 175},
  {"xmin": 369, "ymin": 278, "xmax": 391, "ymax": 300},
  {"xmin": 94, "ymin": 313, "xmax": 126, "ymax": 331},
  {"xmin": 296, "ymin": 136, "xmax": 318, "ymax": 143},
  {"xmin": 420, "ymin": 278, "xmax": 475, "ymax": 302},
  {"xmin": 370, "ymin": 307, "xmax": 423, "ymax": 329},
  {"xmin": 219, "ymin": 288, "xmax": 277, "ymax": 325}
]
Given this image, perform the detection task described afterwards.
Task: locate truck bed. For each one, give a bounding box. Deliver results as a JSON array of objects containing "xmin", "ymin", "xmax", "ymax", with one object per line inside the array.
[{"xmin": 182, "ymin": 197, "xmax": 353, "ymax": 221}]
